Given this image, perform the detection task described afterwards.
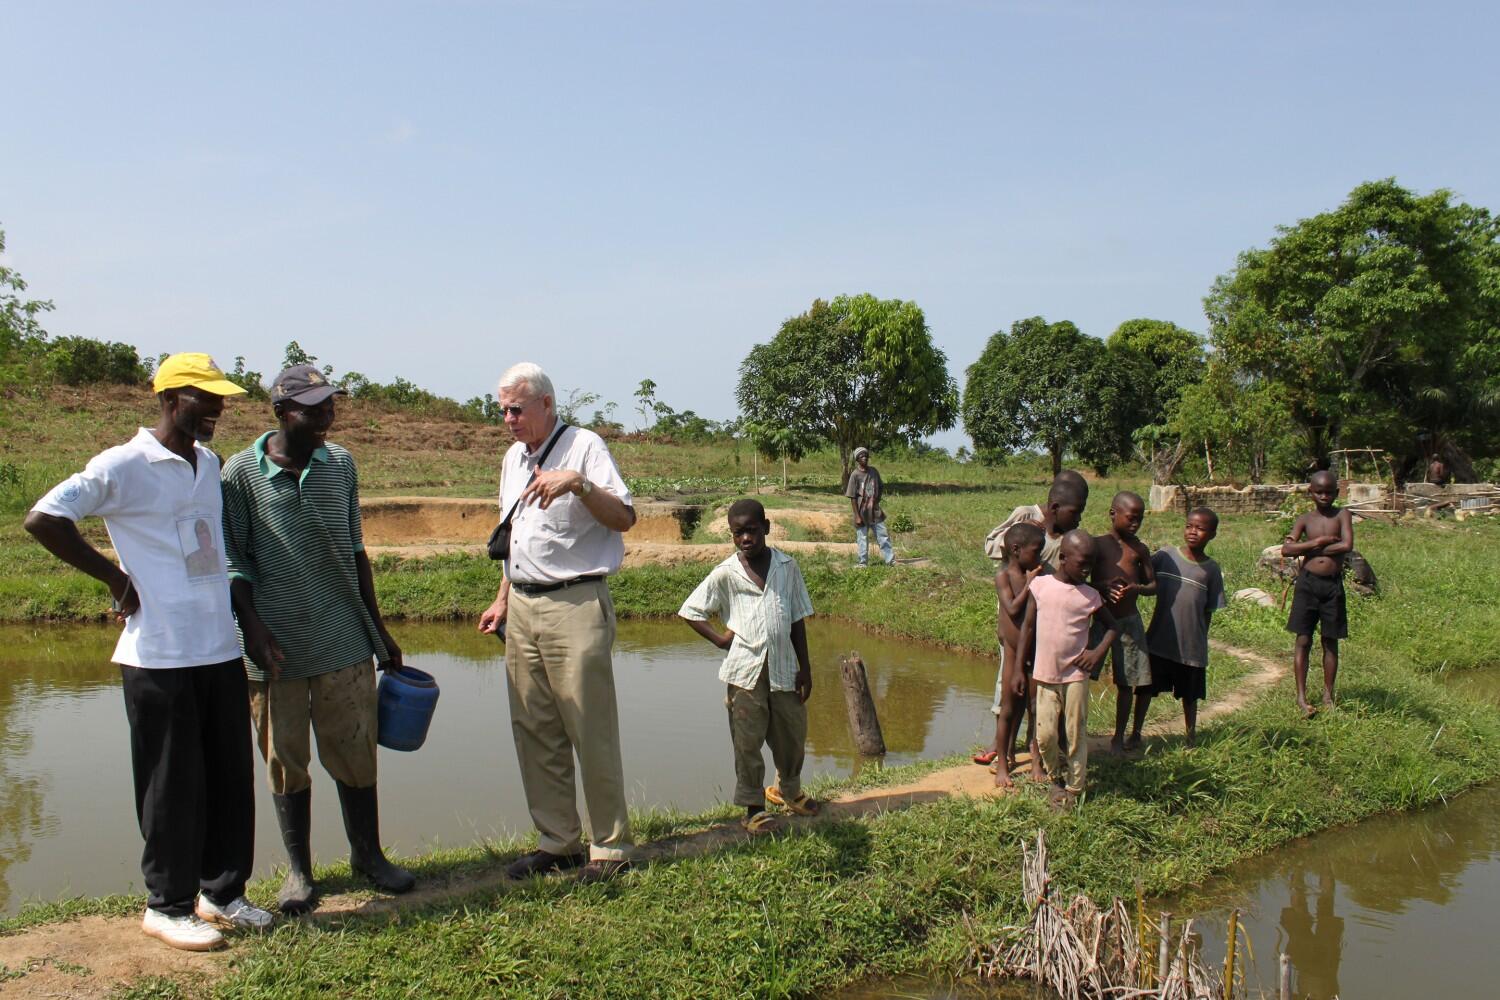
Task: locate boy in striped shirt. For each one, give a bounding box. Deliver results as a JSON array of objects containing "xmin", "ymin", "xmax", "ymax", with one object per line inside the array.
[{"xmin": 679, "ymin": 499, "xmax": 819, "ymax": 833}]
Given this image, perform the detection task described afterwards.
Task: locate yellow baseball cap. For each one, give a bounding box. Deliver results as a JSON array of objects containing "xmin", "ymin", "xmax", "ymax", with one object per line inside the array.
[{"xmin": 152, "ymin": 353, "xmax": 248, "ymax": 396}]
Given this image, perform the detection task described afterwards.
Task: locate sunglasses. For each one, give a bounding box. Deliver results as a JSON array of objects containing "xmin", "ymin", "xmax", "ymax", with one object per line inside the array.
[{"xmin": 499, "ymin": 400, "xmax": 534, "ymax": 417}]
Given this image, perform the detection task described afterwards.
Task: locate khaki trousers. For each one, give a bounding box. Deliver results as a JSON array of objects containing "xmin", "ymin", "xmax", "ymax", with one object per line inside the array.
[
  {"xmin": 726, "ymin": 667, "xmax": 808, "ymax": 808},
  {"xmin": 506, "ymin": 580, "xmax": 633, "ymax": 861},
  {"xmin": 1036, "ymin": 680, "xmax": 1089, "ymax": 793},
  {"xmin": 248, "ymin": 658, "xmax": 378, "ymax": 795}
]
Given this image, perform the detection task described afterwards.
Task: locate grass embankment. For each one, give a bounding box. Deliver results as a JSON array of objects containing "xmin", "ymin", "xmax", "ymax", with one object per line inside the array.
[{"xmin": 4, "ymin": 386, "xmax": 1500, "ymax": 998}]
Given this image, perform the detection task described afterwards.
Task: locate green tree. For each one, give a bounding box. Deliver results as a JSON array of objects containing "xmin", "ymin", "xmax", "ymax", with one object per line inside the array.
[
  {"xmin": 1167, "ymin": 361, "xmax": 1296, "ymax": 484},
  {"xmin": 633, "ymin": 379, "xmax": 669, "ymax": 431},
  {"xmin": 962, "ymin": 316, "xmax": 1141, "ymax": 476},
  {"xmin": 281, "ymin": 341, "xmax": 335, "ymax": 380},
  {"xmin": 737, "ymin": 295, "xmax": 958, "ymax": 484},
  {"xmin": 227, "ymin": 356, "xmax": 269, "ymax": 400},
  {"xmin": 0, "ymin": 225, "xmax": 55, "ymax": 381},
  {"xmin": 41, "ymin": 336, "xmax": 149, "ymax": 385},
  {"xmin": 1205, "ymin": 178, "xmax": 1500, "ymax": 474},
  {"xmin": 1106, "ymin": 319, "xmax": 1207, "ymax": 481}
]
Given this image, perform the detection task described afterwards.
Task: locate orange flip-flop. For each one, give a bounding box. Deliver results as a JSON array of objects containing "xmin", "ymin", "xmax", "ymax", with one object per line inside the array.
[{"xmin": 765, "ymin": 785, "xmax": 821, "ymax": 816}]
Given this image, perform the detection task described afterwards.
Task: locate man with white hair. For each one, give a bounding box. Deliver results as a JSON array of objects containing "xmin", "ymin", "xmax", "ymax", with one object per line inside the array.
[{"xmin": 478, "ymin": 362, "xmax": 637, "ymax": 883}]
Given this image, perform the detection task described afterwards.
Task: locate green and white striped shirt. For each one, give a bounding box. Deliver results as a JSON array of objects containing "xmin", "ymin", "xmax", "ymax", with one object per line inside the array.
[{"xmin": 221, "ymin": 432, "xmax": 382, "ymax": 680}]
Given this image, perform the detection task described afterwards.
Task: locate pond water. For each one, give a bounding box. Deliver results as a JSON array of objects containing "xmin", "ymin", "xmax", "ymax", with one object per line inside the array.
[
  {"xmin": 1178, "ymin": 781, "xmax": 1500, "ymax": 999},
  {"xmin": 0, "ymin": 617, "xmax": 1016, "ymax": 915}
]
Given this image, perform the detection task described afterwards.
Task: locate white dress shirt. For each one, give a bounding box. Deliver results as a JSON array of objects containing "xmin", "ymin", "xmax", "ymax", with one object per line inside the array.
[{"xmin": 500, "ymin": 421, "xmax": 633, "ymax": 585}]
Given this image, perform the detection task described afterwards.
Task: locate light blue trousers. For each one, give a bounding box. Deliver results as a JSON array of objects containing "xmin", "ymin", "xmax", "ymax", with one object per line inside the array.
[{"xmin": 856, "ymin": 522, "xmax": 894, "ymax": 565}]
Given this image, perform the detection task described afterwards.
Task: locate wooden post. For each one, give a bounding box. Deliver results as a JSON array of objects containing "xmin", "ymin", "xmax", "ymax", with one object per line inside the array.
[
  {"xmin": 752, "ymin": 450, "xmax": 758, "ymax": 494},
  {"xmin": 1222, "ymin": 908, "xmax": 1239, "ymax": 1000},
  {"xmin": 1278, "ymin": 952, "xmax": 1292, "ymax": 1000},
  {"xmin": 1157, "ymin": 912, "xmax": 1171, "ymax": 986},
  {"xmin": 839, "ymin": 653, "xmax": 886, "ymax": 756}
]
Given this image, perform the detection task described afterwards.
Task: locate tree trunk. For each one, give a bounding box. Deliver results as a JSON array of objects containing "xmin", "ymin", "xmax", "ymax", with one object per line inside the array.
[
  {"xmin": 1049, "ymin": 443, "xmax": 1063, "ymax": 477},
  {"xmin": 839, "ymin": 653, "xmax": 886, "ymax": 756}
]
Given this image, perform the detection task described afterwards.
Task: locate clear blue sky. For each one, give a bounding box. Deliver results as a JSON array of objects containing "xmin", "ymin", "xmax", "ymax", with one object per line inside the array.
[{"xmin": 5, "ymin": 1, "xmax": 1497, "ymax": 450}]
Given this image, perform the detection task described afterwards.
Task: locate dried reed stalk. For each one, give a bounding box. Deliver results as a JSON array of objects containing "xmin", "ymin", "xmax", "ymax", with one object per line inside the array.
[{"xmin": 972, "ymin": 831, "xmax": 1243, "ymax": 1000}]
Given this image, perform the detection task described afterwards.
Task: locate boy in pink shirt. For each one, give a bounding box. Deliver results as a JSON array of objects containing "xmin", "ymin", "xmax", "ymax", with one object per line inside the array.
[{"xmin": 1021, "ymin": 530, "xmax": 1119, "ymax": 807}]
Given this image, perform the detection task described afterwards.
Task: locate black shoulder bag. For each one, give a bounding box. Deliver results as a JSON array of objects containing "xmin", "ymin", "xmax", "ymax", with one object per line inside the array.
[{"xmin": 487, "ymin": 424, "xmax": 567, "ymax": 561}]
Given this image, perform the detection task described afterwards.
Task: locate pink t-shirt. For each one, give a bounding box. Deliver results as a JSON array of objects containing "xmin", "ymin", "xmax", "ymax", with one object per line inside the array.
[{"xmin": 1029, "ymin": 573, "xmax": 1104, "ymax": 684}]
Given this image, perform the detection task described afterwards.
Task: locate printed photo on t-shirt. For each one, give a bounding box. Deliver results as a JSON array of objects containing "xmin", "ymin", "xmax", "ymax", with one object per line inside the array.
[{"xmin": 177, "ymin": 516, "xmax": 223, "ymax": 579}]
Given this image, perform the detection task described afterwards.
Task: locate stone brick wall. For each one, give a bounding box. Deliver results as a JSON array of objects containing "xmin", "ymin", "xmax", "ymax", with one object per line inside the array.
[{"xmin": 1149, "ymin": 483, "xmax": 1305, "ymax": 515}]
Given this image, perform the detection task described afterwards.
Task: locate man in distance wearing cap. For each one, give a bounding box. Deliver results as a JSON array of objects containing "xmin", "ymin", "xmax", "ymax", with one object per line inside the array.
[
  {"xmin": 844, "ymin": 447, "xmax": 894, "ymax": 567},
  {"xmin": 25, "ymin": 354, "xmax": 272, "ymax": 951},
  {"xmin": 221, "ymin": 364, "xmax": 414, "ymax": 914}
]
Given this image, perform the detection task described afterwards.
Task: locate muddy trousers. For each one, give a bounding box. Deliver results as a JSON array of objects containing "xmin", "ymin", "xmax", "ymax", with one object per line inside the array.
[
  {"xmin": 1036, "ymin": 680, "xmax": 1089, "ymax": 794},
  {"xmin": 248, "ymin": 659, "xmax": 379, "ymax": 794},
  {"xmin": 726, "ymin": 668, "xmax": 808, "ymax": 808},
  {"xmin": 120, "ymin": 659, "xmax": 255, "ymax": 918}
]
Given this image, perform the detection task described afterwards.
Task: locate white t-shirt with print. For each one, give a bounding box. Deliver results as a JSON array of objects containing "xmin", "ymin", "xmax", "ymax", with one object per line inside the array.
[{"xmin": 32, "ymin": 428, "xmax": 241, "ymax": 669}]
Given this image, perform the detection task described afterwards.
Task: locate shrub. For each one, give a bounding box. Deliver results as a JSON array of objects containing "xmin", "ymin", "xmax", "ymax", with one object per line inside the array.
[{"xmin": 42, "ymin": 336, "xmax": 149, "ymax": 385}]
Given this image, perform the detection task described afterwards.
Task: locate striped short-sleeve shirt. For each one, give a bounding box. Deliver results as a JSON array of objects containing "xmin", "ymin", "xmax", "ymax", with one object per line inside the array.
[
  {"xmin": 221, "ymin": 432, "xmax": 381, "ymax": 680},
  {"xmin": 677, "ymin": 548, "xmax": 814, "ymax": 691}
]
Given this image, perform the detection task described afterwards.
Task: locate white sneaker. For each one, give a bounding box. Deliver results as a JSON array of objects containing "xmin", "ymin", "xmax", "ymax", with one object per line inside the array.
[
  {"xmin": 196, "ymin": 894, "xmax": 274, "ymax": 932},
  {"xmin": 142, "ymin": 908, "xmax": 226, "ymax": 951}
]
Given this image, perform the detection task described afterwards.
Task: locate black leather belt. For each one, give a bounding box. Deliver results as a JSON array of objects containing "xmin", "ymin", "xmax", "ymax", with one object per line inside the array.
[{"xmin": 510, "ymin": 575, "xmax": 604, "ymax": 596}]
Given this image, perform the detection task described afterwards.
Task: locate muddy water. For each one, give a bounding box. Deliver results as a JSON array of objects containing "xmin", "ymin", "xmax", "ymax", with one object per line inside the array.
[
  {"xmin": 1179, "ymin": 781, "xmax": 1500, "ymax": 999},
  {"xmin": 0, "ymin": 618, "xmax": 1011, "ymax": 915}
]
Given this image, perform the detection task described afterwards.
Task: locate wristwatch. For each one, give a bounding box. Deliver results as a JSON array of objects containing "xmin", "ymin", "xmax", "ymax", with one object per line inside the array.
[{"xmin": 576, "ymin": 477, "xmax": 594, "ymax": 497}]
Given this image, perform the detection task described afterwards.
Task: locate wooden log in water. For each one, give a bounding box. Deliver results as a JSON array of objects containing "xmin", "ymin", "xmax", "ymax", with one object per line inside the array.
[
  {"xmin": 839, "ymin": 652, "xmax": 887, "ymax": 756},
  {"xmin": 1279, "ymin": 952, "xmax": 1292, "ymax": 1000}
]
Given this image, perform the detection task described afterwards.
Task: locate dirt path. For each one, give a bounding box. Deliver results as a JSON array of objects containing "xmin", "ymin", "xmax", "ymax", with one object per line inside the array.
[
  {"xmin": 364, "ymin": 539, "xmax": 859, "ymax": 564},
  {"xmin": 0, "ymin": 641, "xmax": 1284, "ymax": 999}
]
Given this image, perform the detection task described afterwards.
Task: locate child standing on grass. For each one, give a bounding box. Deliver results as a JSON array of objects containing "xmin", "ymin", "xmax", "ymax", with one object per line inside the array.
[
  {"xmin": 1136, "ymin": 507, "xmax": 1226, "ymax": 748},
  {"xmin": 1091, "ymin": 491, "xmax": 1158, "ymax": 756},
  {"xmin": 991, "ymin": 521, "xmax": 1045, "ymax": 788},
  {"xmin": 1282, "ymin": 470, "xmax": 1354, "ymax": 717},
  {"xmin": 1022, "ymin": 529, "xmax": 1118, "ymax": 808},
  {"xmin": 978, "ymin": 471, "xmax": 1089, "ymax": 766},
  {"xmin": 678, "ymin": 499, "xmax": 820, "ymax": 833}
]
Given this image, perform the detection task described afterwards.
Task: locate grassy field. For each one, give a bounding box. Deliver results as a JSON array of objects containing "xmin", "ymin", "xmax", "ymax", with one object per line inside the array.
[{"xmin": 4, "ymin": 386, "xmax": 1500, "ymax": 998}]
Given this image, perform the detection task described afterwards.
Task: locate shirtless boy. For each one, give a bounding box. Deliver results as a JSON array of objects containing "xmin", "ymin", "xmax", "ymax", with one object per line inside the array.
[
  {"xmin": 977, "ymin": 472, "xmax": 1088, "ymax": 765},
  {"xmin": 1091, "ymin": 491, "xmax": 1157, "ymax": 755},
  {"xmin": 992, "ymin": 521, "xmax": 1045, "ymax": 787},
  {"xmin": 1282, "ymin": 470, "xmax": 1354, "ymax": 717}
]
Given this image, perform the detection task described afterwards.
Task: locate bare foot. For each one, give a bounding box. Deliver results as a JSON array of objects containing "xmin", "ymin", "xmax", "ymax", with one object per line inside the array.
[
  {"xmin": 1184, "ymin": 732, "xmax": 1197, "ymax": 748},
  {"xmin": 1028, "ymin": 756, "xmax": 1047, "ymax": 783},
  {"xmin": 1298, "ymin": 700, "xmax": 1317, "ymax": 719},
  {"xmin": 994, "ymin": 769, "xmax": 1014, "ymax": 790},
  {"xmin": 1123, "ymin": 734, "xmax": 1142, "ymax": 752},
  {"xmin": 1107, "ymin": 738, "xmax": 1125, "ymax": 758},
  {"xmin": 1322, "ymin": 695, "xmax": 1336, "ymax": 711}
]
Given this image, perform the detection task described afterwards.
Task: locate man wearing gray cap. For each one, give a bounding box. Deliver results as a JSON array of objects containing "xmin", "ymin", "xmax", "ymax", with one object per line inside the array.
[{"xmin": 221, "ymin": 364, "xmax": 414, "ymax": 914}]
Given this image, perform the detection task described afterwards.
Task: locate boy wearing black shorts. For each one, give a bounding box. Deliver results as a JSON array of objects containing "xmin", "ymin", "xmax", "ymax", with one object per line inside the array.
[
  {"xmin": 1282, "ymin": 470, "xmax": 1354, "ymax": 717},
  {"xmin": 1138, "ymin": 507, "xmax": 1226, "ymax": 747}
]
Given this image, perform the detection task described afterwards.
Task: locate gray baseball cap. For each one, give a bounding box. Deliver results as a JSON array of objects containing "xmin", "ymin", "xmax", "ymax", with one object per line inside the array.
[{"xmin": 271, "ymin": 364, "xmax": 346, "ymax": 405}]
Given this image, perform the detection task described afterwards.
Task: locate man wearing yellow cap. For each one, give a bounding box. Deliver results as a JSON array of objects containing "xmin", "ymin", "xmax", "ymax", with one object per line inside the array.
[{"xmin": 24, "ymin": 354, "xmax": 273, "ymax": 951}]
